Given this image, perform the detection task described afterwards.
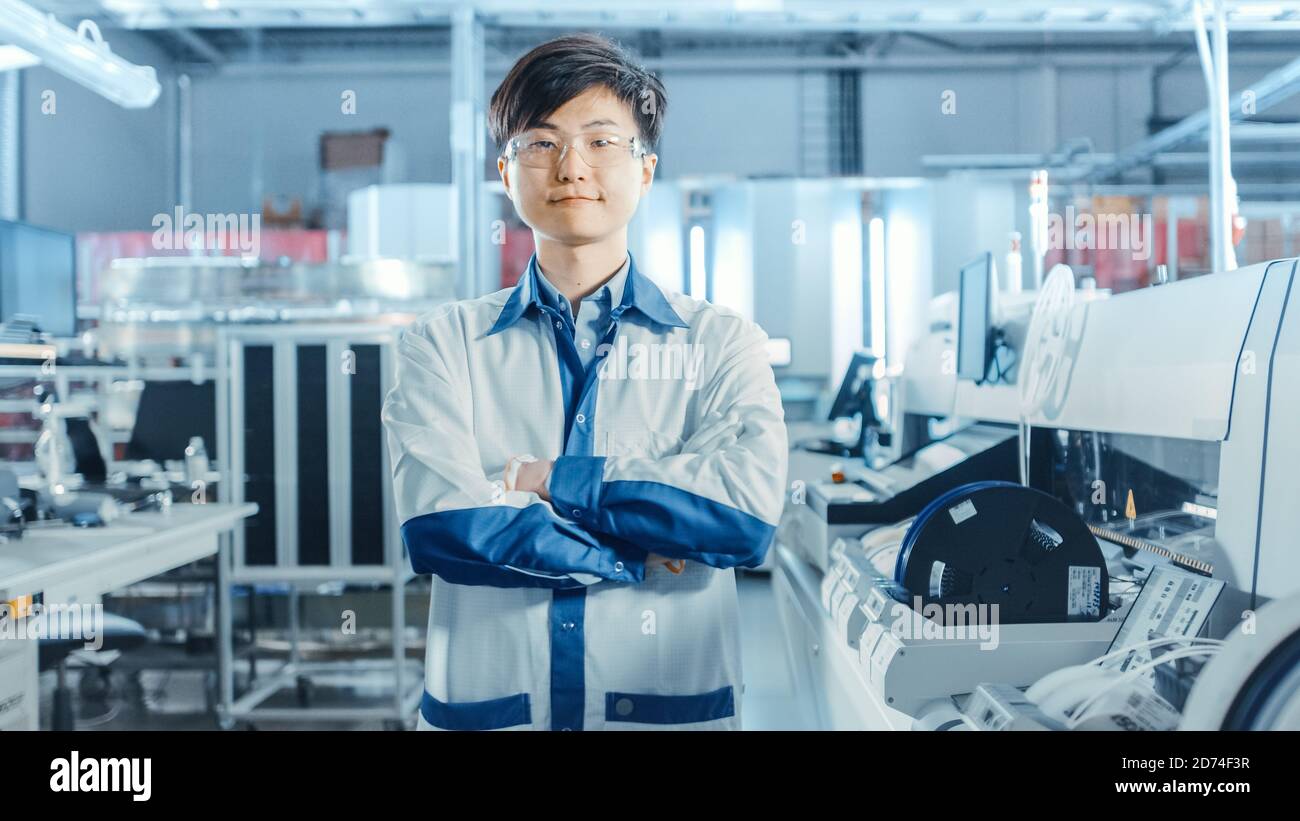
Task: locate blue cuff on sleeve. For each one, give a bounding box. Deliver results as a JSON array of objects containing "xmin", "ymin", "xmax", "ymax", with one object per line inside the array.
[
  {"xmin": 549, "ymin": 455, "xmax": 606, "ymax": 527},
  {"xmin": 547, "ymin": 456, "xmax": 646, "ymax": 583}
]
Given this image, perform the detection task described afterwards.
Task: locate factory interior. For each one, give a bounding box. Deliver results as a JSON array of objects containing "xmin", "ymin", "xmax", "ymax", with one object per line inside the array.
[{"xmin": 2, "ymin": 0, "xmax": 1300, "ymax": 746}]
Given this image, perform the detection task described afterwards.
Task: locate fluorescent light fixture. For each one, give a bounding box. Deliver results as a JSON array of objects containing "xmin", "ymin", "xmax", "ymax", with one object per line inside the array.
[
  {"xmin": 0, "ymin": 44, "xmax": 39, "ymax": 70},
  {"xmin": 689, "ymin": 224, "xmax": 707, "ymax": 300},
  {"xmin": 711, "ymin": 207, "xmax": 753, "ymax": 319},
  {"xmin": 1233, "ymin": 4, "xmax": 1285, "ymax": 16},
  {"xmin": 884, "ymin": 211, "xmax": 919, "ymax": 371},
  {"xmin": 830, "ymin": 219, "xmax": 863, "ymax": 384},
  {"xmin": 0, "ymin": 2, "xmax": 160, "ymax": 108},
  {"xmin": 868, "ymin": 216, "xmax": 887, "ymax": 359}
]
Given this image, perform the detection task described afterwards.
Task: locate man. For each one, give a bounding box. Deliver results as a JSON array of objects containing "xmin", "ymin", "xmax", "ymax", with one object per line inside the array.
[{"xmin": 382, "ymin": 33, "xmax": 787, "ymax": 731}]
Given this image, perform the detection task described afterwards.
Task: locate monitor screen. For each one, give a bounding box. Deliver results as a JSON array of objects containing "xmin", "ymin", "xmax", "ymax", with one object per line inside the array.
[
  {"xmin": 0, "ymin": 220, "xmax": 77, "ymax": 337},
  {"xmin": 957, "ymin": 252, "xmax": 993, "ymax": 383},
  {"xmin": 828, "ymin": 351, "xmax": 878, "ymax": 422},
  {"xmin": 125, "ymin": 381, "xmax": 217, "ymax": 463}
]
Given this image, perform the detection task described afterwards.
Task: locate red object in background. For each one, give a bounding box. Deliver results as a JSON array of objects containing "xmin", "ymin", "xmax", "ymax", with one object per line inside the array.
[
  {"xmin": 1043, "ymin": 197, "xmax": 1222, "ymax": 294},
  {"xmin": 255, "ymin": 230, "xmax": 332, "ymax": 263},
  {"xmin": 499, "ymin": 227, "xmax": 535, "ymax": 289},
  {"xmin": 74, "ymin": 229, "xmax": 336, "ymax": 303},
  {"xmin": 1177, "ymin": 219, "xmax": 1208, "ymax": 270}
]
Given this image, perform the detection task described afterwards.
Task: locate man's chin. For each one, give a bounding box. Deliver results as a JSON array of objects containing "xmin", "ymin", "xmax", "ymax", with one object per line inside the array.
[{"xmin": 537, "ymin": 226, "xmax": 615, "ymax": 245}]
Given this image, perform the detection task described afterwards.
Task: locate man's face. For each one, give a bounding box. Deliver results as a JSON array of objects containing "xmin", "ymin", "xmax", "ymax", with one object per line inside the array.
[{"xmin": 498, "ymin": 85, "xmax": 657, "ymax": 246}]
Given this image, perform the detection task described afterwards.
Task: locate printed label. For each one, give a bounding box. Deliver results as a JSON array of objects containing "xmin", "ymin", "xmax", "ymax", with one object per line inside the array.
[
  {"xmin": 948, "ymin": 499, "xmax": 977, "ymax": 525},
  {"xmin": 1068, "ymin": 565, "xmax": 1103, "ymax": 618}
]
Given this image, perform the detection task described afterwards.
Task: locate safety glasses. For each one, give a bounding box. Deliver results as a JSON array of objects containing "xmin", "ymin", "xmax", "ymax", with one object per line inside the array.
[{"xmin": 504, "ymin": 129, "xmax": 648, "ymax": 168}]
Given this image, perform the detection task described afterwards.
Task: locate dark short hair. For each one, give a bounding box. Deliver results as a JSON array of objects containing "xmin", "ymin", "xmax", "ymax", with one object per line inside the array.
[{"xmin": 488, "ymin": 33, "xmax": 667, "ymax": 153}]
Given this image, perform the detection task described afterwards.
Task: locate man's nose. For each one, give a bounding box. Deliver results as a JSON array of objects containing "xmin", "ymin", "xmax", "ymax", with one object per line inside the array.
[{"xmin": 555, "ymin": 144, "xmax": 589, "ymax": 181}]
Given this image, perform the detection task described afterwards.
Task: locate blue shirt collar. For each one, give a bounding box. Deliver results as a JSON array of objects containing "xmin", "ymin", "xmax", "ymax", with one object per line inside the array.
[
  {"xmin": 488, "ymin": 250, "xmax": 687, "ymax": 336},
  {"xmin": 534, "ymin": 254, "xmax": 629, "ymax": 317}
]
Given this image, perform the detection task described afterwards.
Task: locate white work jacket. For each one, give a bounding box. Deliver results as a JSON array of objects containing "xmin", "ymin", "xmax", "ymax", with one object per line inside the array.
[{"xmin": 382, "ymin": 251, "xmax": 788, "ymax": 730}]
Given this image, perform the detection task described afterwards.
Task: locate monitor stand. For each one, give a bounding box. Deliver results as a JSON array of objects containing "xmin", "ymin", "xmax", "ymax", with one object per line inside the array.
[{"xmin": 802, "ymin": 417, "xmax": 888, "ymax": 459}]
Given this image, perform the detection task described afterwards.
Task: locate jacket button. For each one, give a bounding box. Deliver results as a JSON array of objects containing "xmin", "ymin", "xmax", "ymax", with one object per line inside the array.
[
  {"xmin": 614, "ymin": 561, "xmax": 624, "ymax": 573},
  {"xmin": 555, "ymin": 320, "xmax": 563, "ymax": 329},
  {"xmin": 572, "ymin": 508, "xmax": 583, "ymax": 518},
  {"xmin": 575, "ymin": 413, "xmax": 586, "ymax": 424},
  {"xmin": 615, "ymin": 698, "xmax": 634, "ymax": 717}
]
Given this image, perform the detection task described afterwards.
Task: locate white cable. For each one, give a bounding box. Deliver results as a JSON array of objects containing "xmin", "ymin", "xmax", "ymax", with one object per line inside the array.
[
  {"xmin": 1068, "ymin": 647, "xmax": 1216, "ymax": 726},
  {"xmin": 1067, "ymin": 646, "xmax": 1221, "ymax": 728},
  {"xmin": 1068, "ymin": 647, "xmax": 1220, "ymax": 728},
  {"xmin": 1027, "ymin": 637, "xmax": 1224, "ymax": 708},
  {"xmin": 1088, "ymin": 635, "xmax": 1224, "ymax": 668}
]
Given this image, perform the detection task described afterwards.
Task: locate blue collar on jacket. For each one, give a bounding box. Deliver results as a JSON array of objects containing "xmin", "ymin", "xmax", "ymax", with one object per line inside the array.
[{"xmin": 487, "ymin": 251, "xmax": 688, "ymax": 336}]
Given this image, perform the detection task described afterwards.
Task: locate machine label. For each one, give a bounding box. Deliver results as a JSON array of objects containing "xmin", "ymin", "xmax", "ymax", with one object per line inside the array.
[
  {"xmin": 1068, "ymin": 565, "xmax": 1102, "ymax": 618},
  {"xmin": 948, "ymin": 499, "xmax": 977, "ymax": 525}
]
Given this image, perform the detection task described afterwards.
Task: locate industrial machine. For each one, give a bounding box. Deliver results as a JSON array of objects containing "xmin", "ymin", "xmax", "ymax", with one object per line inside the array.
[
  {"xmin": 783, "ymin": 422, "xmax": 1019, "ymax": 573},
  {"xmin": 87, "ymin": 255, "xmax": 455, "ymax": 361},
  {"xmin": 775, "ymin": 256, "xmax": 1300, "ymax": 730}
]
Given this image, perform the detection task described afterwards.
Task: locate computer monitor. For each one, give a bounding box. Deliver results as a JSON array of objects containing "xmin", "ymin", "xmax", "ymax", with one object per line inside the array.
[
  {"xmin": 125, "ymin": 381, "xmax": 217, "ymax": 463},
  {"xmin": 0, "ymin": 220, "xmax": 77, "ymax": 337},
  {"xmin": 800, "ymin": 352, "xmax": 884, "ymax": 458},
  {"xmin": 828, "ymin": 352, "xmax": 880, "ymax": 425},
  {"xmin": 957, "ymin": 252, "xmax": 993, "ymax": 383}
]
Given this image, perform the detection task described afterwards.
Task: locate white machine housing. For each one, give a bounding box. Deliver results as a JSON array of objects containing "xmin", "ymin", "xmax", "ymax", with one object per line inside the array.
[
  {"xmin": 903, "ymin": 258, "xmax": 1300, "ymax": 605},
  {"xmin": 819, "ymin": 535, "xmax": 1133, "ymax": 717}
]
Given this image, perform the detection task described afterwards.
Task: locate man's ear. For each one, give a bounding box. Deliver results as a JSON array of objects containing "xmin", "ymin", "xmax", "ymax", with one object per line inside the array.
[
  {"xmin": 641, "ymin": 153, "xmax": 658, "ymax": 195},
  {"xmin": 498, "ymin": 156, "xmax": 513, "ymax": 202}
]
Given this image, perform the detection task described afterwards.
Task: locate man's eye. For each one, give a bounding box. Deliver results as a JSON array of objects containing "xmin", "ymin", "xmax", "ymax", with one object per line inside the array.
[{"xmin": 529, "ymin": 140, "xmax": 555, "ymax": 150}]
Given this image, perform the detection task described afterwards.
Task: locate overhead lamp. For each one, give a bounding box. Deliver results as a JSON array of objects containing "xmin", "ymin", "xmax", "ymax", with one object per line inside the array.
[{"xmin": 0, "ymin": 0, "xmax": 160, "ymax": 108}]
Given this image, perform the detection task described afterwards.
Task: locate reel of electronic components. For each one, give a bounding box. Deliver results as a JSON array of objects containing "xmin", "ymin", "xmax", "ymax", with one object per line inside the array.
[{"xmin": 893, "ymin": 481, "xmax": 1109, "ymax": 624}]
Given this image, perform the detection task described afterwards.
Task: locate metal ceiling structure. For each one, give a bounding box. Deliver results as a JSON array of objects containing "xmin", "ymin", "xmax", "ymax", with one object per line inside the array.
[
  {"xmin": 24, "ymin": 1, "xmax": 1300, "ymax": 33},
  {"xmin": 21, "ymin": 0, "xmax": 1300, "ymax": 278}
]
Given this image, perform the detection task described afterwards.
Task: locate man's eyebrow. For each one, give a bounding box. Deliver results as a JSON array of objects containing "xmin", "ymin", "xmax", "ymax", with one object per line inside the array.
[{"xmin": 533, "ymin": 118, "xmax": 621, "ymax": 130}]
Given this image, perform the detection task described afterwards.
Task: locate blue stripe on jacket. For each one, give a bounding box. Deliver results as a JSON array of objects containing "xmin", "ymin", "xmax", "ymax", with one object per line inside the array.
[
  {"xmin": 548, "ymin": 454, "xmax": 776, "ymax": 569},
  {"xmin": 401, "ymin": 503, "xmax": 646, "ymax": 588}
]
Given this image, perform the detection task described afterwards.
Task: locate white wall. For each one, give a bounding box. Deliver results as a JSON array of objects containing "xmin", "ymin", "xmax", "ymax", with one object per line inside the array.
[
  {"xmin": 861, "ymin": 64, "xmax": 1163, "ymax": 176},
  {"xmin": 657, "ymin": 71, "xmax": 804, "ymax": 179},
  {"xmin": 20, "ymin": 29, "xmax": 175, "ymax": 232},
  {"xmin": 863, "ymin": 69, "xmax": 1031, "ymax": 176},
  {"xmin": 189, "ymin": 71, "xmax": 453, "ymax": 217},
  {"xmin": 931, "ymin": 174, "xmax": 1019, "ymax": 299}
]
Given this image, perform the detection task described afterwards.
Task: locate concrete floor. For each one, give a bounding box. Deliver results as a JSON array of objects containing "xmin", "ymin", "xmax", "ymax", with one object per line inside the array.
[{"xmin": 736, "ymin": 571, "xmax": 817, "ymax": 730}]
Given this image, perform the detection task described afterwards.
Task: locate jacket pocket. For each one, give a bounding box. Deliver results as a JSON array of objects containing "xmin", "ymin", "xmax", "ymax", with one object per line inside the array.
[
  {"xmin": 605, "ymin": 430, "xmax": 683, "ymax": 459},
  {"xmin": 604, "ymin": 685, "xmax": 735, "ymax": 725},
  {"xmin": 420, "ymin": 690, "xmax": 531, "ymax": 730}
]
